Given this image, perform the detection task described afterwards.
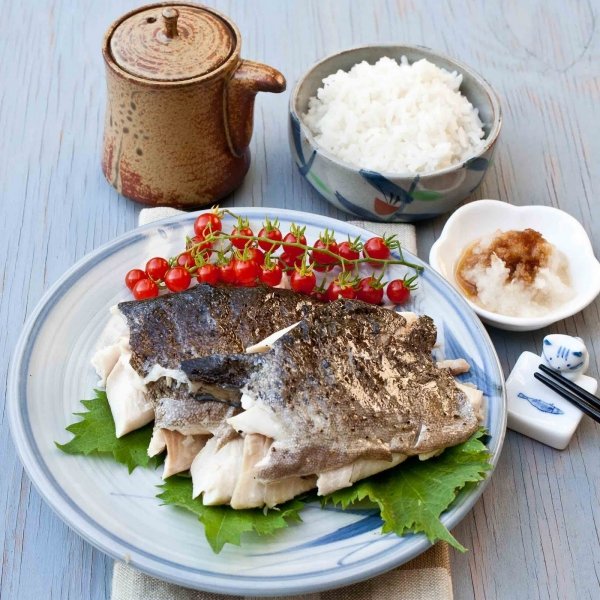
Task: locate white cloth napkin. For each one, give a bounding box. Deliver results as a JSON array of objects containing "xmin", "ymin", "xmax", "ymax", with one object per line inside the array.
[{"xmin": 111, "ymin": 208, "xmax": 451, "ymax": 600}]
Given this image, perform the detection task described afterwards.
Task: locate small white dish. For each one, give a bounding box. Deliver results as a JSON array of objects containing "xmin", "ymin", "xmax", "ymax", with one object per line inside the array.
[{"xmin": 429, "ymin": 200, "xmax": 600, "ymax": 331}]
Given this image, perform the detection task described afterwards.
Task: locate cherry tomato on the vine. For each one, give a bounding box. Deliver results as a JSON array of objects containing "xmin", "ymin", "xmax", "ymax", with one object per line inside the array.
[
  {"xmin": 231, "ymin": 226, "xmax": 254, "ymax": 249},
  {"xmin": 189, "ymin": 236, "xmax": 213, "ymax": 253},
  {"xmin": 337, "ymin": 241, "xmax": 360, "ymax": 263},
  {"xmin": 282, "ymin": 229, "xmax": 307, "ymax": 259},
  {"xmin": 279, "ymin": 252, "xmax": 303, "ymax": 269},
  {"xmin": 246, "ymin": 247, "xmax": 264, "ymax": 265},
  {"xmin": 313, "ymin": 263, "xmax": 333, "ymax": 272},
  {"xmin": 357, "ymin": 276, "xmax": 384, "ymax": 305},
  {"xmin": 290, "ymin": 270, "xmax": 316, "ymax": 294},
  {"xmin": 197, "ymin": 263, "xmax": 219, "ymax": 285},
  {"xmin": 164, "ymin": 267, "xmax": 191, "ymax": 292},
  {"xmin": 219, "ymin": 262, "xmax": 237, "ymax": 284},
  {"xmin": 259, "ymin": 264, "xmax": 283, "ymax": 287},
  {"xmin": 145, "ymin": 257, "xmax": 169, "ymax": 281},
  {"xmin": 363, "ymin": 237, "xmax": 391, "ymax": 264},
  {"xmin": 387, "ymin": 279, "xmax": 412, "ymax": 304},
  {"xmin": 125, "ymin": 269, "xmax": 147, "ymax": 291},
  {"xmin": 327, "ymin": 279, "xmax": 356, "ymax": 301},
  {"xmin": 312, "ymin": 288, "xmax": 328, "ymax": 302},
  {"xmin": 194, "ymin": 212, "xmax": 222, "ymax": 239},
  {"xmin": 234, "ymin": 258, "xmax": 260, "ymax": 287},
  {"xmin": 311, "ymin": 237, "xmax": 339, "ymax": 266},
  {"xmin": 132, "ymin": 278, "xmax": 159, "ymax": 300},
  {"xmin": 258, "ymin": 227, "xmax": 282, "ymax": 252},
  {"xmin": 177, "ymin": 252, "xmax": 195, "ymax": 269}
]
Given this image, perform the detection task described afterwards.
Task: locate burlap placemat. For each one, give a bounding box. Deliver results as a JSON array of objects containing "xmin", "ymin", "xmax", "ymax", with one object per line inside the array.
[{"xmin": 113, "ymin": 543, "xmax": 451, "ymax": 600}]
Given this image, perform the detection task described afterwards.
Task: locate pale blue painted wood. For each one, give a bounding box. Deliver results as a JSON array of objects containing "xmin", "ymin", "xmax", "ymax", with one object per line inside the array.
[{"xmin": 1, "ymin": 0, "xmax": 599, "ymax": 598}]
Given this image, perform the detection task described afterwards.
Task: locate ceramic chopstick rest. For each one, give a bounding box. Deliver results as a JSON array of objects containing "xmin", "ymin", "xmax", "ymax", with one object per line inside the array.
[{"xmin": 506, "ymin": 334, "xmax": 597, "ymax": 449}]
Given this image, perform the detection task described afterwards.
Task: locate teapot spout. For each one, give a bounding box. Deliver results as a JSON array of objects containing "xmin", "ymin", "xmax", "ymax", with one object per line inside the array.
[{"xmin": 225, "ymin": 60, "xmax": 286, "ymax": 157}]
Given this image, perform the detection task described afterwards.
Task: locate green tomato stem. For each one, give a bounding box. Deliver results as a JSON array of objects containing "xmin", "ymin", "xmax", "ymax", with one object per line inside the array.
[{"xmin": 188, "ymin": 232, "xmax": 423, "ymax": 274}]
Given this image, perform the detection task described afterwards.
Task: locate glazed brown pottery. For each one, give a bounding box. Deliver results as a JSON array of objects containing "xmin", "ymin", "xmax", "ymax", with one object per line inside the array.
[{"xmin": 102, "ymin": 3, "xmax": 286, "ymax": 208}]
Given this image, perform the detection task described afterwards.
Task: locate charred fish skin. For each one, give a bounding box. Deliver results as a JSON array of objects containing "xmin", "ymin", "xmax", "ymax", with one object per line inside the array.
[
  {"xmin": 183, "ymin": 299, "xmax": 479, "ymax": 482},
  {"xmin": 113, "ymin": 284, "xmax": 318, "ymax": 448},
  {"xmin": 182, "ymin": 354, "xmax": 261, "ymax": 403},
  {"xmin": 117, "ymin": 284, "xmax": 318, "ymax": 378}
]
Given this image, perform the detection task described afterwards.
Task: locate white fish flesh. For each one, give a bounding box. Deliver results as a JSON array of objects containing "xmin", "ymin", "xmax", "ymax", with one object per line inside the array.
[{"xmin": 104, "ymin": 340, "xmax": 153, "ymax": 437}]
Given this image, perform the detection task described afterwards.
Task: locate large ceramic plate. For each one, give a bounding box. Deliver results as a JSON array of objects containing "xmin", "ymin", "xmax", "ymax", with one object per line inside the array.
[{"xmin": 9, "ymin": 208, "xmax": 505, "ymax": 596}]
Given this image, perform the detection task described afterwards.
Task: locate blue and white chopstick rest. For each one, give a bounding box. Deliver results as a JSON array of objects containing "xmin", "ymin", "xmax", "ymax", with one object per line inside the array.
[{"xmin": 506, "ymin": 334, "xmax": 597, "ymax": 449}]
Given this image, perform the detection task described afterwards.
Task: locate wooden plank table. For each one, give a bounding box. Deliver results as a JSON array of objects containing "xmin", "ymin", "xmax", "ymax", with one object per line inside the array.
[{"xmin": 1, "ymin": 0, "xmax": 598, "ymax": 597}]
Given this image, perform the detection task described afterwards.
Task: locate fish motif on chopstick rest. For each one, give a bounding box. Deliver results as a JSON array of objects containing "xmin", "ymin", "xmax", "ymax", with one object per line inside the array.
[
  {"xmin": 506, "ymin": 334, "xmax": 597, "ymax": 449},
  {"xmin": 516, "ymin": 392, "xmax": 564, "ymax": 415}
]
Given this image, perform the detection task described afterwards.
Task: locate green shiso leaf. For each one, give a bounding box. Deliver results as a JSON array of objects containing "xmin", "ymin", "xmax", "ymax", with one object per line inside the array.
[
  {"xmin": 55, "ymin": 390, "xmax": 161, "ymax": 473},
  {"xmin": 157, "ymin": 476, "xmax": 304, "ymax": 553},
  {"xmin": 58, "ymin": 393, "xmax": 492, "ymax": 552},
  {"xmin": 323, "ymin": 429, "xmax": 492, "ymax": 551}
]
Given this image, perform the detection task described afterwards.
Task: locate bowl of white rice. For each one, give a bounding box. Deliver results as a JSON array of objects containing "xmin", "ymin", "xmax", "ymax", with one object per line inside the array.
[{"xmin": 289, "ymin": 45, "xmax": 501, "ymax": 222}]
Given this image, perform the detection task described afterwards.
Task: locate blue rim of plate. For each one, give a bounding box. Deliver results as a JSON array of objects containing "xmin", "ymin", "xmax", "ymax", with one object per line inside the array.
[{"xmin": 8, "ymin": 207, "xmax": 506, "ymax": 596}]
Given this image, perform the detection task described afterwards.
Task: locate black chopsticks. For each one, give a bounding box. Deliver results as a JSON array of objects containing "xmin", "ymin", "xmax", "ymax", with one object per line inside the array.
[{"xmin": 534, "ymin": 364, "xmax": 600, "ymax": 424}]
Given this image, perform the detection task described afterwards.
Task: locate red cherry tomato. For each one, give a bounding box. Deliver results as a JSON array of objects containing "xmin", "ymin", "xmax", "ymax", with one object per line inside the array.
[
  {"xmin": 386, "ymin": 279, "xmax": 411, "ymax": 304},
  {"xmin": 197, "ymin": 264, "xmax": 219, "ymax": 285},
  {"xmin": 313, "ymin": 263, "xmax": 333, "ymax": 272},
  {"xmin": 177, "ymin": 252, "xmax": 195, "ymax": 269},
  {"xmin": 258, "ymin": 227, "xmax": 282, "ymax": 252},
  {"xmin": 234, "ymin": 258, "xmax": 260, "ymax": 286},
  {"xmin": 312, "ymin": 289, "xmax": 328, "ymax": 302},
  {"xmin": 125, "ymin": 269, "xmax": 147, "ymax": 291},
  {"xmin": 190, "ymin": 236, "xmax": 213, "ymax": 253},
  {"xmin": 290, "ymin": 270, "xmax": 316, "ymax": 294},
  {"xmin": 363, "ymin": 237, "xmax": 391, "ymax": 264},
  {"xmin": 279, "ymin": 252, "xmax": 303, "ymax": 269},
  {"xmin": 231, "ymin": 226, "xmax": 254, "ymax": 249},
  {"xmin": 194, "ymin": 212, "xmax": 222, "ymax": 239},
  {"xmin": 311, "ymin": 238, "xmax": 339, "ymax": 266},
  {"xmin": 145, "ymin": 257, "xmax": 169, "ymax": 281},
  {"xmin": 327, "ymin": 280, "xmax": 356, "ymax": 301},
  {"xmin": 337, "ymin": 241, "xmax": 360, "ymax": 262},
  {"xmin": 246, "ymin": 247, "xmax": 265, "ymax": 265},
  {"xmin": 282, "ymin": 231, "xmax": 307, "ymax": 259},
  {"xmin": 356, "ymin": 276, "xmax": 384, "ymax": 305},
  {"xmin": 259, "ymin": 264, "xmax": 283, "ymax": 287},
  {"xmin": 164, "ymin": 267, "xmax": 191, "ymax": 292},
  {"xmin": 219, "ymin": 262, "xmax": 237, "ymax": 284},
  {"xmin": 132, "ymin": 278, "xmax": 159, "ymax": 300}
]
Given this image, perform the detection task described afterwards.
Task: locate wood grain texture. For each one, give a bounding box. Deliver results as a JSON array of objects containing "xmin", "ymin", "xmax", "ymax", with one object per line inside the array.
[{"xmin": 1, "ymin": 0, "xmax": 598, "ymax": 598}]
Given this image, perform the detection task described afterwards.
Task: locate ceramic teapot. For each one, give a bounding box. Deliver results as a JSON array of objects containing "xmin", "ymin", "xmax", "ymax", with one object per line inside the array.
[{"xmin": 101, "ymin": 3, "xmax": 286, "ymax": 207}]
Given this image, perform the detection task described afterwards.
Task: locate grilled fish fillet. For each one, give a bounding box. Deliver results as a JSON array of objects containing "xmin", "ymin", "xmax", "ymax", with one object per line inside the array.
[
  {"xmin": 183, "ymin": 299, "xmax": 480, "ymax": 486},
  {"xmin": 93, "ymin": 285, "xmax": 318, "ymax": 475},
  {"xmin": 92, "ymin": 284, "xmax": 482, "ymax": 502},
  {"xmin": 117, "ymin": 284, "xmax": 317, "ymax": 379}
]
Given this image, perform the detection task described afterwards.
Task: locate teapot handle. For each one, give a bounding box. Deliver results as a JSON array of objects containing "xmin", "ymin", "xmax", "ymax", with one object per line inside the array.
[{"xmin": 224, "ymin": 60, "xmax": 286, "ymax": 158}]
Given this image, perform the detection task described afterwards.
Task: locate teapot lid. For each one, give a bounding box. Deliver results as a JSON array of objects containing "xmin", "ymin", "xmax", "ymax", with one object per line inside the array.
[{"xmin": 109, "ymin": 4, "xmax": 236, "ymax": 81}]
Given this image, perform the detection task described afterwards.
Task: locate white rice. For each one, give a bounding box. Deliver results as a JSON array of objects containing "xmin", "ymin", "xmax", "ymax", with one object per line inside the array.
[{"xmin": 302, "ymin": 56, "xmax": 486, "ymax": 174}]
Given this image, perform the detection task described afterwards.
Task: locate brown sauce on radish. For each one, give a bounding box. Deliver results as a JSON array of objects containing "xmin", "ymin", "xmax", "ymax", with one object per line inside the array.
[{"xmin": 455, "ymin": 229, "xmax": 553, "ymax": 298}]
